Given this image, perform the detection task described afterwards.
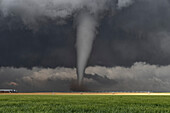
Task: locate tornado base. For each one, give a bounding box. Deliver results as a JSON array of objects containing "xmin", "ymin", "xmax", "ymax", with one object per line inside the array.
[{"xmin": 70, "ymin": 81, "xmax": 89, "ymax": 92}]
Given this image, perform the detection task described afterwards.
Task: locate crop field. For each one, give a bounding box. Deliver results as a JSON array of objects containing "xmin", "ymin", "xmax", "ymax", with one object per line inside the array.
[{"xmin": 0, "ymin": 95, "xmax": 170, "ymax": 113}]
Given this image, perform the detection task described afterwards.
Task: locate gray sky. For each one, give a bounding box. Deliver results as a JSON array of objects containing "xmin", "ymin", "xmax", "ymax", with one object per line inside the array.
[{"xmin": 0, "ymin": 0, "xmax": 170, "ymax": 92}]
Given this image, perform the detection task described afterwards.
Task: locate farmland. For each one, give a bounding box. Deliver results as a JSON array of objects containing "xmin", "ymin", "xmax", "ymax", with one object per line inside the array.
[{"xmin": 0, "ymin": 94, "xmax": 170, "ymax": 113}]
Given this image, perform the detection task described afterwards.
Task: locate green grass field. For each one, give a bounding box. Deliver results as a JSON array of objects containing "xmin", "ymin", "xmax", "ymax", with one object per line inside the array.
[{"xmin": 0, "ymin": 95, "xmax": 170, "ymax": 113}]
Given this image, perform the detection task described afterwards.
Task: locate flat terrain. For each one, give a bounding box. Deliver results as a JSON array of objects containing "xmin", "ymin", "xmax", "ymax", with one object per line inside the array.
[
  {"xmin": 1, "ymin": 92, "xmax": 170, "ymax": 95},
  {"xmin": 0, "ymin": 94, "xmax": 170, "ymax": 113}
]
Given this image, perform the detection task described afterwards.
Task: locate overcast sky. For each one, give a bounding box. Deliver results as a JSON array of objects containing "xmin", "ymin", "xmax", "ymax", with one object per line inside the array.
[{"xmin": 0, "ymin": 0, "xmax": 170, "ymax": 92}]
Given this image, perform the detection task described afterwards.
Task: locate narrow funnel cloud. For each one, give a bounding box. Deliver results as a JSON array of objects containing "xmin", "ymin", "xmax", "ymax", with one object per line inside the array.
[{"xmin": 76, "ymin": 13, "xmax": 98, "ymax": 85}]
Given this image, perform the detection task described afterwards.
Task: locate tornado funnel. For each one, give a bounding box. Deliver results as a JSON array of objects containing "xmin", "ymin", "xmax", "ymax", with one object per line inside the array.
[{"xmin": 76, "ymin": 13, "xmax": 97, "ymax": 85}]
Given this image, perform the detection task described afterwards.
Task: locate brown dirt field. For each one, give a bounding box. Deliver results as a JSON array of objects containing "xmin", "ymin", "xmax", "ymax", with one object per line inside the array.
[{"xmin": 1, "ymin": 92, "xmax": 170, "ymax": 95}]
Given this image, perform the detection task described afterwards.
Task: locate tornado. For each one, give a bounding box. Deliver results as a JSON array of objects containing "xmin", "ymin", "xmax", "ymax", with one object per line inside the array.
[
  {"xmin": 0, "ymin": 0, "xmax": 134, "ymax": 86},
  {"xmin": 76, "ymin": 13, "xmax": 98, "ymax": 85}
]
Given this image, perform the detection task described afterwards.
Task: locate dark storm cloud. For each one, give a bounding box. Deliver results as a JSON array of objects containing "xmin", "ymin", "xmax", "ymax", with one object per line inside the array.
[
  {"xmin": 0, "ymin": 18, "xmax": 76, "ymax": 67},
  {"xmin": 91, "ymin": 0, "xmax": 170, "ymax": 66},
  {"xmin": 0, "ymin": 0, "xmax": 170, "ymax": 67}
]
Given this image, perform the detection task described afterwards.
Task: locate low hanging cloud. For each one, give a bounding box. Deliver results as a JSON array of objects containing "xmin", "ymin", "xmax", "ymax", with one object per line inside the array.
[
  {"xmin": 117, "ymin": 0, "xmax": 134, "ymax": 9},
  {"xmin": 0, "ymin": 0, "xmax": 112, "ymax": 25},
  {"xmin": 0, "ymin": 0, "xmax": 135, "ymax": 28},
  {"xmin": 86, "ymin": 62, "xmax": 170, "ymax": 91},
  {"xmin": 1, "ymin": 62, "xmax": 170, "ymax": 92}
]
